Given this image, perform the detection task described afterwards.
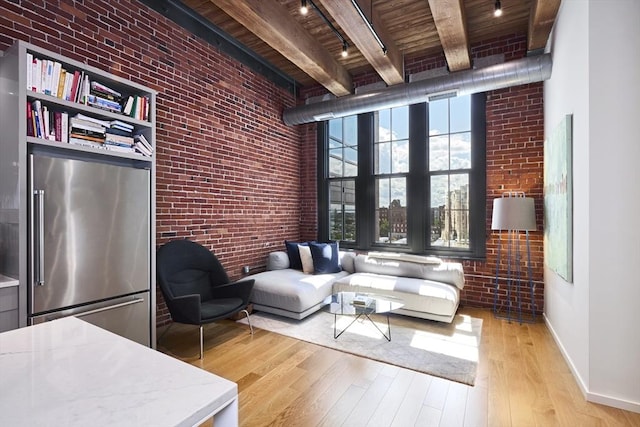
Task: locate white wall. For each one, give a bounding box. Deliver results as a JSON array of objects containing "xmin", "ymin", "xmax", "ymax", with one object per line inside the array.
[{"xmin": 544, "ymin": 0, "xmax": 640, "ymax": 412}]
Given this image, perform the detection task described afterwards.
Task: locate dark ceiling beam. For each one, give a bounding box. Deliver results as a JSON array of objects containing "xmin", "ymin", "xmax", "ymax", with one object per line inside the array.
[
  {"xmin": 209, "ymin": 0, "xmax": 352, "ymax": 96},
  {"xmin": 427, "ymin": 0, "xmax": 471, "ymax": 71},
  {"xmin": 320, "ymin": 0, "xmax": 404, "ymax": 86},
  {"xmin": 528, "ymin": 0, "xmax": 561, "ymax": 51}
]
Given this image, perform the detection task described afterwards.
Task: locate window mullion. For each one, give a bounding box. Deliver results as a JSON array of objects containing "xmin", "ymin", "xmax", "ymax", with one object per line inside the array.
[{"xmin": 408, "ymin": 103, "xmax": 427, "ymax": 252}]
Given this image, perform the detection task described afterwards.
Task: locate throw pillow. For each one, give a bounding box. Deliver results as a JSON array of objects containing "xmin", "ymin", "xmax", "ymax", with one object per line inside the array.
[
  {"xmin": 309, "ymin": 242, "xmax": 341, "ymax": 274},
  {"xmin": 266, "ymin": 251, "xmax": 290, "ymax": 270},
  {"xmin": 285, "ymin": 240, "xmax": 310, "ymax": 270},
  {"xmin": 298, "ymin": 244, "xmax": 314, "ymax": 274}
]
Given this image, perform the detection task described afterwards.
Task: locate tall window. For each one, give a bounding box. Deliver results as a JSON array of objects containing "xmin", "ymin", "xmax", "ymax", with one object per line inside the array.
[
  {"xmin": 374, "ymin": 106, "xmax": 409, "ymax": 244},
  {"xmin": 428, "ymin": 96, "xmax": 471, "ymax": 249},
  {"xmin": 328, "ymin": 116, "xmax": 357, "ymax": 242},
  {"xmin": 319, "ymin": 94, "xmax": 486, "ymax": 258}
]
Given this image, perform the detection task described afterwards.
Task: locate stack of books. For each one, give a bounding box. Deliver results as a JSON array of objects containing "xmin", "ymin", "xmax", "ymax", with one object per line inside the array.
[
  {"xmin": 133, "ymin": 134, "xmax": 153, "ymax": 157},
  {"xmin": 68, "ymin": 113, "xmax": 108, "ymax": 148},
  {"xmin": 84, "ymin": 81, "xmax": 122, "ymax": 113},
  {"xmin": 351, "ymin": 295, "xmax": 369, "ymax": 308},
  {"xmin": 104, "ymin": 120, "xmax": 135, "ymax": 153}
]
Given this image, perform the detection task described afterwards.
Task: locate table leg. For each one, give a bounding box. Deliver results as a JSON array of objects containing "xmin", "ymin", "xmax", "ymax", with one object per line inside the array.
[
  {"xmin": 363, "ymin": 312, "xmax": 391, "ymax": 341},
  {"xmin": 333, "ymin": 312, "xmax": 365, "ymax": 339},
  {"xmin": 333, "ymin": 311, "xmax": 392, "ymax": 341}
]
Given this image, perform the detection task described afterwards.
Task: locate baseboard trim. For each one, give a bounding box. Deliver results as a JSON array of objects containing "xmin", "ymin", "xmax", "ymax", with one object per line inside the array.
[
  {"xmin": 544, "ymin": 314, "xmax": 640, "ymax": 414},
  {"xmin": 586, "ymin": 391, "xmax": 640, "ymax": 413}
]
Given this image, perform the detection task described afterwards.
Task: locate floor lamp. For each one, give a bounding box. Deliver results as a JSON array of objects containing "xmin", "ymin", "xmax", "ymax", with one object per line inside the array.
[{"xmin": 491, "ymin": 192, "xmax": 537, "ymax": 324}]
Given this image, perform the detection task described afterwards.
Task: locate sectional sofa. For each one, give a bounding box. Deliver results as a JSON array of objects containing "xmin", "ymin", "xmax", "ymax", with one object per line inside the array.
[{"xmin": 248, "ymin": 248, "xmax": 465, "ymax": 323}]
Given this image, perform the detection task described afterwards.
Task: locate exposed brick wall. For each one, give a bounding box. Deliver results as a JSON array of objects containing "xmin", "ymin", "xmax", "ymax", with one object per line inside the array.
[
  {"xmin": 479, "ymin": 82, "xmax": 544, "ymax": 316},
  {"xmin": 299, "ymin": 33, "xmax": 545, "ymax": 315},
  {"xmin": 0, "ymin": 0, "xmax": 300, "ymax": 326},
  {"xmin": 299, "ymin": 122, "xmax": 318, "ymax": 241}
]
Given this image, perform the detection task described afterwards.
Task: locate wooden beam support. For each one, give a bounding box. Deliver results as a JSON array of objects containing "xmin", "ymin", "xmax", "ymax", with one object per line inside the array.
[
  {"xmin": 210, "ymin": 0, "xmax": 352, "ymax": 96},
  {"xmin": 427, "ymin": 0, "xmax": 471, "ymax": 71},
  {"xmin": 528, "ymin": 0, "xmax": 561, "ymax": 51},
  {"xmin": 320, "ymin": 0, "xmax": 404, "ymax": 86}
]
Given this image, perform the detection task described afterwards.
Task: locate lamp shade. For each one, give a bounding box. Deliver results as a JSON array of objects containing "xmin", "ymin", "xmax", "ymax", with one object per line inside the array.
[{"xmin": 491, "ymin": 197, "xmax": 536, "ymax": 231}]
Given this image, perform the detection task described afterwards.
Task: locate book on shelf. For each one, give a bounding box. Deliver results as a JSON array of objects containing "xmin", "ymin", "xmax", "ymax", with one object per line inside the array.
[
  {"xmin": 42, "ymin": 105, "xmax": 50, "ymax": 140},
  {"xmin": 69, "ymin": 133, "xmax": 105, "ymax": 144},
  {"xmin": 123, "ymin": 96, "xmax": 134, "ymax": 116},
  {"xmin": 134, "ymin": 141, "xmax": 152, "ymax": 157},
  {"xmin": 104, "ymin": 144, "xmax": 135, "ymax": 153},
  {"xmin": 105, "ymin": 133, "xmax": 134, "ymax": 147},
  {"xmin": 85, "ymin": 94, "xmax": 122, "ymax": 113},
  {"xmin": 62, "ymin": 71, "xmax": 72, "ymax": 100},
  {"xmin": 28, "ymin": 100, "xmax": 69, "ymax": 143},
  {"xmin": 122, "ymin": 95, "xmax": 150, "ymax": 121},
  {"xmin": 50, "ymin": 62, "xmax": 62, "ymax": 98},
  {"xmin": 106, "ymin": 127, "xmax": 133, "ymax": 137},
  {"xmin": 134, "ymin": 134, "xmax": 153, "ymax": 152},
  {"xmin": 68, "ymin": 137, "xmax": 103, "ymax": 149},
  {"xmin": 61, "ymin": 112, "xmax": 69, "ymax": 143},
  {"xmin": 26, "ymin": 103, "xmax": 34, "ymax": 137},
  {"xmin": 133, "ymin": 133, "xmax": 152, "ymax": 157},
  {"xmin": 43, "ymin": 60, "xmax": 52, "ymax": 96},
  {"xmin": 72, "ymin": 113, "xmax": 110, "ymax": 128},
  {"xmin": 79, "ymin": 74, "xmax": 90, "ymax": 104},
  {"xmin": 70, "ymin": 128, "xmax": 105, "ymax": 140},
  {"xmin": 109, "ymin": 120, "xmax": 134, "ymax": 132},
  {"xmin": 56, "ymin": 68, "xmax": 67, "ymax": 100},
  {"xmin": 70, "ymin": 117, "xmax": 106, "ymax": 133},
  {"xmin": 54, "ymin": 111, "xmax": 62, "ymax": 142},
  {"xmin": 90, "ymin": 81, "xmax": 122, "ymax": 99},
  {"xmin": 68, "ymin": 71, "xmax": 81, "ymax": 102},
  {"xmin": 26, "ymin": 53, "xmax": 33, "ymax": 92},
  {"xmin": 70, "ymin": 122, "xmax": 105, "ymax": 135},
  {"xmin": 31, "ymin": 100, "xmax": 44, "ymax": 139}
]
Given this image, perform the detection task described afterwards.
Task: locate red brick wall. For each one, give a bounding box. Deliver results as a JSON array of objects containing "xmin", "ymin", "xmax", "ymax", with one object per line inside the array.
[
  {"xmin": 0, "ymin": 0, "xmax": 300, "ymax": 326},
  {"xmin": 299, "ymin": 34, "xmax": 545, "ymax": 315}
]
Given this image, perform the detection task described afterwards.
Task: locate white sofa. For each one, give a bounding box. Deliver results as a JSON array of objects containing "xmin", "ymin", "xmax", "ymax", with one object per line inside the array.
[{"xmin": 248, "ymin": 251, "xmax": 465, "ymax": 323}]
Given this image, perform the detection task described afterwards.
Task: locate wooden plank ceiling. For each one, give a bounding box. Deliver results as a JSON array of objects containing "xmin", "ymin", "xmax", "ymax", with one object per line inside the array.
[{"xmin": 181, "ymin": 0, "xmax": 560, "ymax": 95}]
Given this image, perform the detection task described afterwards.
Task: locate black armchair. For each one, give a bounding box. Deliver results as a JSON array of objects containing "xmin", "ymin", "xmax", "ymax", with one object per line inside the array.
[{"xmin": 157, "ymin": 239, "xmax": 255, "ymax": 359}]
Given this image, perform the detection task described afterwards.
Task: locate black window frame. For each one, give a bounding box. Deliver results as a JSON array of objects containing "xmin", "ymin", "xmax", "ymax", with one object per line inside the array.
[{"xmin": 317, "ymin": 93, "xmax": 486, "ymax": 260}]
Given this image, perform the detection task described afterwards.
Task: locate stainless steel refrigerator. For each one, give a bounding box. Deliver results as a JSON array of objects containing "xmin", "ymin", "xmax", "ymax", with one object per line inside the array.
[{"xmin": 28, "ymin": 153, "xmax": 151, "ymax": 346}]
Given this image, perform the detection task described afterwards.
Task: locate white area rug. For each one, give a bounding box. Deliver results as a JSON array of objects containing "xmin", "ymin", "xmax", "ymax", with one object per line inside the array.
[{"xmin": 238, "ymin": 310, "xmax": 482, "ymax": 386}]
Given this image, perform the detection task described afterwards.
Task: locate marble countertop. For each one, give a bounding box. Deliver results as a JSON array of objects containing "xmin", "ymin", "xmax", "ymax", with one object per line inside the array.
[
  {"xmin": 0, "ymin": 317, "xmax": 238, "ymax": 426},
  {"xmin": 0, "ymin": 274, "xmax": 18, "ymax": 289}
]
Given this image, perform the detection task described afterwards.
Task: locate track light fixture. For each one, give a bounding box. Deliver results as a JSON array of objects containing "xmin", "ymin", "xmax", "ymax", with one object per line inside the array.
[
  {"xmin": 494, "ymin": 0, "xmax": 502, "ymax": 17},
  {"xmin": 350, "ymin": 0, "xmax": 387, "ymax": 56},
  {"xmin": 300, "ymin": 0, "xmax": 349, "ymax": 59}
]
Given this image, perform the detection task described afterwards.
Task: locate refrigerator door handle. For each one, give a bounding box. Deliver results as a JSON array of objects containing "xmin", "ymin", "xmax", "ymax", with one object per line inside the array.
[
  {"xmin": 34, "ymin": 189, "xmax": 45, "ymax": 286},
  {"xmin": 74, "ymin": 298, "xmax": 145, "ymax": 318}
]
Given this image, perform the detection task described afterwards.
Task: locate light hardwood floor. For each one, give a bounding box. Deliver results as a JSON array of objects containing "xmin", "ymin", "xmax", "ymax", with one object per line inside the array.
[{"xmin": 158, "ymin": 307, "xmax": 640, "ymax": 427}]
